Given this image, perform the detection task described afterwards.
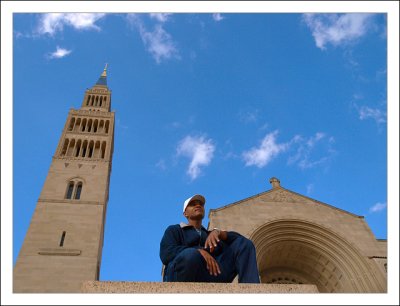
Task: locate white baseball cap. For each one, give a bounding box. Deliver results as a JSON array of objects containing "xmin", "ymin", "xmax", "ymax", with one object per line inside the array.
[{"xmin": 183, "ymin": 194, "xmax": 206, "ymax": 212}]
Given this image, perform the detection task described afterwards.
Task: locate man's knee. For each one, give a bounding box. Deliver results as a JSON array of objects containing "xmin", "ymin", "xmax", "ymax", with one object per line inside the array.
[
  {"xmin": 235, "ymin": 236, "xmax": 256, "ymax": 252},
  {"xmin": 175, "ymin": 248, "xmax": 203, "ymax": 269}
]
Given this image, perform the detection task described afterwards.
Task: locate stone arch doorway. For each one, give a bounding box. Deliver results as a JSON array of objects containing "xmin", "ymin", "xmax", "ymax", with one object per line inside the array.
[{"xmin": 250, "ymin": 219, "xmax": 385, "ymax": 293}]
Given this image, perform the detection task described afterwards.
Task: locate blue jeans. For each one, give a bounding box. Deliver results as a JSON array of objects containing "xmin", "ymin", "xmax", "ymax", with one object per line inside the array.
[{"xmin": 164, "ymin": 236, "xmax": 260, "ymax": 283}]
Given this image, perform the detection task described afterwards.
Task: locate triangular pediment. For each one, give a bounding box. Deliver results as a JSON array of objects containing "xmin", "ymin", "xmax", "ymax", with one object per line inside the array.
[
  {"xmin": 261, "ymin": 188, "xmax": 310, "ymax": 203},
  {"xmin": 211, "ymin": 187, "xmax": 360, "ymax": 218}
]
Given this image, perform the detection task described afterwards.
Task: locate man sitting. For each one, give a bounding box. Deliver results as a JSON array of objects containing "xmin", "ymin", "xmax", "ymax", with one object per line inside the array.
[{"xmin": 160, "ymin": 194, "xmax": 260, "ymax": 283}]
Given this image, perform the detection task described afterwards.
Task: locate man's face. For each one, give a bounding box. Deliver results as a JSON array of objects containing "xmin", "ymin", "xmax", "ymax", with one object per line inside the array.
[{"xmin": 184, "ymin": 199, "xmax": 205, "ymax": 220}]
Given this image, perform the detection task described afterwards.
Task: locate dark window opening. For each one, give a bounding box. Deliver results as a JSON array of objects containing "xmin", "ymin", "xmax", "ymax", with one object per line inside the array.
[
  {"xmin": 75, "ymin": 183, "xmax": 82, "ymax": 200},
  {"xmin": 59, "ymin": 231, "xmax": 66, "ymax": 247},
  {"xmin": 66, "ymin": 182, "xmax": 74, "ymax": 199}
]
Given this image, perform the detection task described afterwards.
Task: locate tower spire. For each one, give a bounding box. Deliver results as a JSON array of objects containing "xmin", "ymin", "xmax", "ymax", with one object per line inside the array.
[
  {"xmin": 96, "ymin": 63, "xmax": 108, "ymax": 86},
  {"xmin": 101, "ymin": 63, "xmax": 108, "ymax": 77}
]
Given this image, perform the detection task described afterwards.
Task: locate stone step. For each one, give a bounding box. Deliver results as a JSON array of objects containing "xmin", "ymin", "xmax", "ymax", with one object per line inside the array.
[{"xmin": 81, "ymin": 281, "xmax": 319, "ymax": 293}]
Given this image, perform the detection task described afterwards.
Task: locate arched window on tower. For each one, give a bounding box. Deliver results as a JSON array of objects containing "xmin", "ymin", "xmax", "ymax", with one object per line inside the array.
[
  {"xmin": 81, "ymin": 119, "xmax": 87, "ymax": 132},
  {"xmin": 81, "ymin": 140, "xmax": 88, "ymax": 157},
  {"xmin": 67, "ymin": 139, "xmax": 75, "ymax": 156},
  {"xmin": 105, "ymin": 120, "xmax": 110, "ymax": 134},
  {"xmin": 101, "ymin": 141, "xmax": 106, "ymax": 159},
  {"xmin": 68, "ymin": 118, "xmax": 75, "ymax": 131},
  {"xmin": 75, "ymin": 183, "xmax": 83, "ymax": 200},
  {"xmin": 74, "ymin": 118, "xmax": 81, "ymax": 132},
  {"xmin": 87, "ymin": 119, "xmax": 93, "ymax": 133},
  {"xmin": 88, "ymin": 140, "xmax": 94, "ymax": 158},
  {"xmin": 66, "ymin": 182, "xmax": 74, "ymax": 199},
  {"xmin": 65, "ymin": 180, "xmax": 83, "ymax": 200},
  {"xmin": 99, "ymin": 120, "xmax": 104, "ymax": 133},
  {"xmin": 61, "ymin": 138, "xmax": 69, "ymax": 156},
  {"xmin": 75, "ymin": 139, "xmax": 82, "ymax": 157},
  {"xmin": 86, "ymin": 95, "xmax": 91, "ymax": 106}
]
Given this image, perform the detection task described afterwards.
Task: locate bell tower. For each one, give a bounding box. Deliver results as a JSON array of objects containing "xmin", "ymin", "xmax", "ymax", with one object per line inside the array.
[{"xmin": 13, "ymin": 65, "xmax": 115, "ymax": 293}]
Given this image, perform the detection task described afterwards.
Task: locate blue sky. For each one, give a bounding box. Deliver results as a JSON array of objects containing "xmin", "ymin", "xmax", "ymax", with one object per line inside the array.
[{"xmin": 2, "ymin": 1, "xmax": 399, "ymax": 305}]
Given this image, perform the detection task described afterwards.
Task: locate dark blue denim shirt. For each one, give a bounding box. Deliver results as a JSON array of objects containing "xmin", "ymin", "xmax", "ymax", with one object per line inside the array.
[{"xmin": 159, "ymin": 222, "xmax": 241, "ymax": 266}]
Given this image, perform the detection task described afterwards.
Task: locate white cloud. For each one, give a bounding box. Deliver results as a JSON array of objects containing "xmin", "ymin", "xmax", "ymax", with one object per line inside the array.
[
  {"xmin": 37, "ymin": 13, "xmax": 106, "ymax": 35},
  {"xmin": 288, "ymin": 132, "xmax": 335, "ymax": 170},
  {"xmin": 149, "ymin": 13, "xmax": 172, "ymax": 23},
  {"xmin": 242, "ymin": 131, "xmax": 288, "ymax": 168},
  {"xmin": 303, "ymin": 13, "xmax": 375, "ymax": 49},
  {"xmin": 177, "ymin": 135, "xmax": 215, "ymax": 180},
  {"xmin": 47, "ymin": 46, "xmax": 72, "ymax": 59},
  {"xmin": 358, "ymin": 105, "xmax": 386, "ymax": 124},
  {"xmin": 212, "ymin": 13, "xmax": 225, "ymax": 22},
  {"xmin": 127, "ymin": 14, "xmax": 180, "ymax": 64},
  {"xmin": 369, "ymin": 202, "xmax": 387, "ymax": 213},
  {"xmin": 140, "ymin": 24, "xmax": 180, "ymax": 64}
]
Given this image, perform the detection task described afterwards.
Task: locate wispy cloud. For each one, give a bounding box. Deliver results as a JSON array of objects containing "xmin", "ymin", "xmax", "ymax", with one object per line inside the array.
[
  {"xmin": 37, "ymin": 13, "xmax": 106, "ymax": 35},
  {"xmin": 242, "ymin": 131, "xmax": 288, "ymax": 168},
  {"xmin": 369, "ymin": 202, "xmax": 387, "ymax": 213},
  {"xmin": 177, "ymin": 135, "xmax": 215, "ymax": 180},
  {"xmin": 358, "ymin": 105, "xmax": 386, "ymax": 124},
  {"xmin": 156, "ymin": 159, "xmax": 167, "ymax": 171},
  {"xmin": 288, "ymin": 132, "xmax": 336, "ymax": 170},
  {"xmin": 302, "ymin": 13, "xmax": 375, "ymax": 50},
  {"xmin": 149, "ymin": 13, "xmax": 172, "ymax": 23},
  {"xmin": 238, "ymin": 108, "xmax": 259, "ymax": 124},
  {"xmin": 212, "ymin": 13, "xmax": 225, "ymax": 22},
  {"xmin": 140, "ymin": 24, "xmax": 180, "ymax": 64},
  {"xmin": 127, "ymin": 14, "xmax": 180, "ymax": 64},
  {"xmin": 306, "ymin": 183, "xmax": 314, "ymax": 195},
  {"xmin": 46, "ymin": 46, "xmax": 72, "ymax": 59},
  {"xmin": 116, "ymin": 118, "xmax": 129, "ymax": 130}
]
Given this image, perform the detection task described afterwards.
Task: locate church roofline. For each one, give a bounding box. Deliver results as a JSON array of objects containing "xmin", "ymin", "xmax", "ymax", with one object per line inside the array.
[{"xmin": 208, "ymin": 186, "xmax": 363, "ymax": 219}]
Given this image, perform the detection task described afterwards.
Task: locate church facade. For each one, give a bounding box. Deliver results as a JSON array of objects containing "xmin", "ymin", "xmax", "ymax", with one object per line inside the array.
[
  {"xmin": 208, "ymin": 177, "xmax": 387, "ymax": 293},
  {"xmin": 13, "ymin": 68, "xmax": 386, "ymax": 293}
]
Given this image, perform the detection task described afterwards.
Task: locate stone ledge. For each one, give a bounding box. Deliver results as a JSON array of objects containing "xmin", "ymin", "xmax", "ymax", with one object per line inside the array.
[
  {"xmin": 81, "ymin": 281, "xmax": 319, "ymax": 293},
  {"xmin": 38, "ymin": 248, "xmax": 81, "ymax": 256}
]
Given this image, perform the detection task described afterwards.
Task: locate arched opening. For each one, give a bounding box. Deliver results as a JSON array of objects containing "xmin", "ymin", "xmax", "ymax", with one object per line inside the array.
[
  {"xmin": 94, "ymin": 141, "xmax": 101, "ymax": 158},
  {"xmin": 99, "ymin": 120, "xmax": 104, "ymax": 133},
  {"xmin": 74, "ymin": 183, "xmax": 82, "ymax": 200},
  {"xmin": 81, "ymin": 119, "xmax": 87, "ymax": 132},
  {"xmin": 65, "ymin": 182, "xmax": 74, "ymax": 199},
  {"xmin": 61, "ymin": 138, "xmax": 69, "ymax": 156},
  {"xmin": 88, "ymin": 140, "xmax": 94, "ymax": 158},
  {"xmin": 93, "ymin": 120, "xmax": 98, "ymax": 133},
  {"xmin": 81, "ymin": 140, "xmax": 88, "ymax": 157},
  {"xmin": 99, "ymin": 96, "xmax": 103, "ymax": 107},
  {"xmin": 101, "ymin": 141, "xmax": 106, "ymax": 159},
  {"xmin": 87, "ymin": 119, "xmax": 93, "ymax": 133},
  {"xmin": 250, "ymin": 220, "xmax": 386, "ymax": 293},
  {"xmin": 105, "ymin": 120, "xmax": 109, "ymax": 134},
  {"xmin": 74, "ymin": 118, "xmax": 81, "ymax": 132},
  {"xmin": 68, "ymin": 118, "xmax": 75, "ymax": 131},
  {"xmin": 75, "ymin": 140, "xmax": 82, "ymax": 157},
  {"xmin": 86, "ymin": 95, "xmax": 91, "ymax": 106},
  {"xmin": 67, "ymin": 139, "xmax": 75, "ymax": 156}
]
